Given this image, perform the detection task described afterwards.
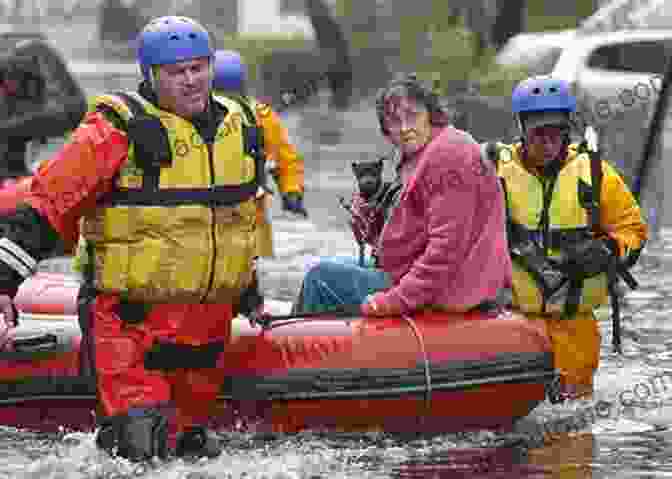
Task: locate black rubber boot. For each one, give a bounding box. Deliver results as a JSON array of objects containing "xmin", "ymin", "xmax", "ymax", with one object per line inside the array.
[
  {"xmin": 95, "ymin": 423, "xmax": 117, "ymax": 452},
  {"xmin": 175, "ymin": 425, "xmax": 222, "ymax": 459},
  {"xmin": 95, "ymin": 408, "xmax": 169, "ymax": 462}
]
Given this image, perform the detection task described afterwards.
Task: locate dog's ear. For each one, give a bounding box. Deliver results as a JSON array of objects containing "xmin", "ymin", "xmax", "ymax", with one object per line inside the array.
[{"xmin": 352, "ymin": 162, "xmax": 362, "ymax": 176}]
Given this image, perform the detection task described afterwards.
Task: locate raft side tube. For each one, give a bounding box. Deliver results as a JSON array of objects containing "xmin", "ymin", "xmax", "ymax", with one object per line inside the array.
[{"xmin": 222, "ymin": 351, "xmax": 555, "ymax": 400}]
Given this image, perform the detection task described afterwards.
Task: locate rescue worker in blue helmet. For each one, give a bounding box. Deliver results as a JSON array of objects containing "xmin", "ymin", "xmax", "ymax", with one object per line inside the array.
[
  {"xmin": 0, "ymin": 16, "xmax": 266, "ymax": 461},
  {"xmin": 212, "ymin": 50, "xmax": 307, "ymax": 258},
  {"xmin": 487, "ymin": 75, "xmax": 648, "ymax": 399}
]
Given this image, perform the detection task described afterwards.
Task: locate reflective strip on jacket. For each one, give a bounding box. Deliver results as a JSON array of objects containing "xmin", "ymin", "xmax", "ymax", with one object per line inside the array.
[
  {"xmin": 76, "ymin": 91, "xmax": 259, "ymax": 304},
  {"xmin": 496, "ymin": 142, "xmax": 648, "ymax": 315}
]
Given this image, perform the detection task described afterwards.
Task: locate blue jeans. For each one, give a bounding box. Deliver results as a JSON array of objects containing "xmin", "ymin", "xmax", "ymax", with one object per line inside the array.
[{"xmin": 296, "ymin": 256, "xmax": 391, "ymax": 313}]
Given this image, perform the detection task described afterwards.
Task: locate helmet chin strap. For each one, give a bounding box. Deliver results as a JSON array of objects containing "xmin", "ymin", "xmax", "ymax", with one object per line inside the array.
[
  {"xmin": 148, "ymin": 65, "xmax": 159, "ymax": 91},
  {"xmin": 515, "ymin": 113, "xmax": 524, "ymax": 135},
  {"xmin": 208, "ymin": 59, "xmax": 215, "ymax": 93}
]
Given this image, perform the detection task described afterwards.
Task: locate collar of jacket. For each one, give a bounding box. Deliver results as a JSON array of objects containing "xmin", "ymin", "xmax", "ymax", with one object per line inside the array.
[
  {"xmin": 516, "ymin": 142, "xmax": 579, "ymax": 178},
  {"xmin": 137, "ymin": 80, "xmax": 226, "ymax": 143},
  {"xmin": 394, "ymin": 125, "xmax": 445, "ymax": 178}
]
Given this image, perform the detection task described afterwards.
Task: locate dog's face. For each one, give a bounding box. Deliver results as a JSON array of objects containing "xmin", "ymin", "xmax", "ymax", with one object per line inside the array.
[{"xmin": 351, "ymin": 158, "xmax": 384, "ymax": 200}]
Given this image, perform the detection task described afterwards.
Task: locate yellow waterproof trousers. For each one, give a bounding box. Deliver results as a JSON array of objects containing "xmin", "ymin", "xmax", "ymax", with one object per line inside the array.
[{"xmin": 527, "ymin": 311, "xmax": 601, "ymax": 396}]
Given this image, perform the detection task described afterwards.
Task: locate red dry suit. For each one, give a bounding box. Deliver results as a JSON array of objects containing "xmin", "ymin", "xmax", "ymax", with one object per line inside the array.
[{"xmin": 2, "ymin": 91, "xmax": 262, "ymax": 432}]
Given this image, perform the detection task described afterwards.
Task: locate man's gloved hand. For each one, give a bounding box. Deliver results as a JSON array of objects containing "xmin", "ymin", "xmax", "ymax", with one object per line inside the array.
[
  {"xmin": 562, "ymin": 237, "xmax": 618, "ymax": 279},
  {"xmin": 281, "ymin": 192, "xmax": 308, "ymax": 217},
  {"xmin": 236, "ymin": 282, "xmax": 273, "ymax": 327},
  {"xmin": 235, "ymin": 277, "xmax": 264, "ymax": 317},
  {"xmin": 539, "ymin": 267, "xmax": 568, "ymax": 298},
  {"xmin": 247, "ymin": 303, "xmax": 274, "ymax": 328},
  {"xmin": 361, "ymin": 291, "xmax": 403, "ymax": 317},
  {"xmin": 511, "ymin": 241, "xmax": 568, "ymax": 296}
]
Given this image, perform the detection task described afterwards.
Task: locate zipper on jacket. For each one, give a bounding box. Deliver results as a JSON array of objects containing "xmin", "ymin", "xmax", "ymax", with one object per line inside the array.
[
  {"xmin": 537, "ymin": 174, "xmax": 559, "ymax": 254},
  {"xmin": 201, "ymin": 142, "xmax": 217, "ymax": 302},
  {"xmin": 537, "ymin": 173, "xmax": 559, "ymax": 314}
]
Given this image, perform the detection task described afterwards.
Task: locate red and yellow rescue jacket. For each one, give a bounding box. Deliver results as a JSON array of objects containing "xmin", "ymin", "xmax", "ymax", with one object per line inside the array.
[
  {"xmin": 213, "ymin": 93, "xmax": 305, "ymax": 258},
  {"xmin": 251, "ymin": 97, "xmax": 304, "ymax": 195},
  {"xmin": 215, "ymin": 94, "xmax": 304, "ymax": 195},
  {"xmin": 495, "ymin": 143, "xmax": 648, "ymax": 315},
  {"xmin": 65, "ymin": 90, "xmax": 263, "ymax": 304}
]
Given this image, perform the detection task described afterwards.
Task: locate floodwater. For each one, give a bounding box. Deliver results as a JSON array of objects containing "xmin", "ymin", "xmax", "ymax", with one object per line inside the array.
[{"xmin": 4, "ymin": 64, "xmax": 672, "ymax": 478}]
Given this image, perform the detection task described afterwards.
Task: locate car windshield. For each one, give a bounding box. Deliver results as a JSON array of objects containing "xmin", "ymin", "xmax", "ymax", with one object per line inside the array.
[{"xmin": 639, "ymin": 58, "xmax": 671, "ymax": 237}]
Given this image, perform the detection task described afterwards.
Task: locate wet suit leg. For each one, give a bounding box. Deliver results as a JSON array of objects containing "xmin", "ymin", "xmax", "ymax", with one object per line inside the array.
[
  {"xmin": 155, "ymin": 303, "xmax": 232, "ymax": 432},
  {"xmin": 92, "ymin": 294, "xmax": 172, "ymax": 461},
  {"xmin": 153, "ymin": 303, "xmax": 232, "ymax": 459}
]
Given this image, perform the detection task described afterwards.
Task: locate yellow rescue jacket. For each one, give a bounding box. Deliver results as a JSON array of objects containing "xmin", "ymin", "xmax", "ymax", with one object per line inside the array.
[
  {"xmin": 213, "ymin": 93, "xmax": 306, "ymax": 258},
  {"xmin": 252, "ymin": 97, "xmax": 304, "ymax": 194},
  {"xmin": 214, "ymin": 93, "xmax": 305, "ymax": 194},
  {"xmin": 495, "ymin": 143, "xmax": 648, "ymax": 315},
  {"xmin": 75, "ymin": 91, "xmax": 263, "ymax": 304}
]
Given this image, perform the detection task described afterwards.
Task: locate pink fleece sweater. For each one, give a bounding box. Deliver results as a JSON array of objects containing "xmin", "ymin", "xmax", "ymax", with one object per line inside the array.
[{"xmin": 376, "ymin": 126, "xmax": 512, "ymax": 312}]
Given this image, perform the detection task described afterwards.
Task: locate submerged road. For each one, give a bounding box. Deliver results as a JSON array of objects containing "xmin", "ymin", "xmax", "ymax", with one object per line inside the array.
[{"xmin": 8, "ymin": 47, "xmax": 672, "ymax": 477}]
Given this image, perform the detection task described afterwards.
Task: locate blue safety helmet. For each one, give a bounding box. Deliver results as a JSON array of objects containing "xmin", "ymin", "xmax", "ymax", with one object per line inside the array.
[
  {"xmin": 136, "ymin": 16, "xmax": 213, "ymax": 84},
  {"xmin": 512, "ymin": 76, "xmax": 576, "ymax": 114},
  {"xmin": 512, "ymin": 76, "xmax": 576, "ymax": 133},
  {"xmin": 213, "ymin": 50, "xmax": 247, "ymax": 92}
]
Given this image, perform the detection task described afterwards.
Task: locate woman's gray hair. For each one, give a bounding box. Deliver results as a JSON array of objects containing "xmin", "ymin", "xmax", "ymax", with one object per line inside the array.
[{"xmin": 375, "ymin": 73, "xmax": 451, "ymax": 135}]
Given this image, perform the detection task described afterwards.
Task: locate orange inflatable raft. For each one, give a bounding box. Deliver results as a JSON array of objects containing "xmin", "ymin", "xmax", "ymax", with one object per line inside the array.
[{"xmin": 0, "ymin": 271, "xmax": 559, "ymax": 435}]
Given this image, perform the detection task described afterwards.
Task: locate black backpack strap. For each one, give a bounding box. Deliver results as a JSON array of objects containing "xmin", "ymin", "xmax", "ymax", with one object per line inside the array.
[
  {"xmin": 581, "ymin": 140, "xmax": 635, "ymax": 352},
  {"xmin": 114, "ymin": 91, "xmax": 171, "ymax": 193},
  {"xmin": 481, "ymin": 142, "xmax": 499, "ymax": 167},
  {"xmin": 586, "ymin": 143, "xmax": 603, "ymax": 236},
  {"xmin": 100, "ymin": 92, "xmax": 260, "ymax": 207},
  {"xmin": 231, "ymin": 94, "xmax": 257, "ymax": 127},
  {"xmin": 229, "ymin": 94, "xmax": 267, "ymax": 191}
]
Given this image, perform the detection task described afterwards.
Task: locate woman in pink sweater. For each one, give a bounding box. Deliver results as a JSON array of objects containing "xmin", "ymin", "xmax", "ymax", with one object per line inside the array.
[{"xmin": 296, "ymin": 74, "xmax": 512, "ymax": 316}]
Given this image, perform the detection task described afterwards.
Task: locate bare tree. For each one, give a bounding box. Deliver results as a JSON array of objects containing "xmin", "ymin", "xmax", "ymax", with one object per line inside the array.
[
  {"xmin": 491, "ymin": 0, "xmax": 526, "ymax": 50},
  {"xmin": 305, "ymin": 0, "xmax": 353, "ymax": 110}
]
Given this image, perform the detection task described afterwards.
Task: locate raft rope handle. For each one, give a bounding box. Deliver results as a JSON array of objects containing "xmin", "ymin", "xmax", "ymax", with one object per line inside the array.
[{"xmin": 401, "ymin": 314, "xmax": 432, "ymax": 424}]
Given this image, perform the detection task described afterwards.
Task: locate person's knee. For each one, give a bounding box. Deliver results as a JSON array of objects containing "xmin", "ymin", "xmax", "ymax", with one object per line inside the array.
[
  {"xmin": 305, "ymin": 258, "xmax": 351, "ymax": 281},
  {"xmin": 302, "ymin": 259, "xmax": 358, "ymax": 304},
  {"xmin": 95, "ymin": 335, "xmax": 142, "ymax": 375}
]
